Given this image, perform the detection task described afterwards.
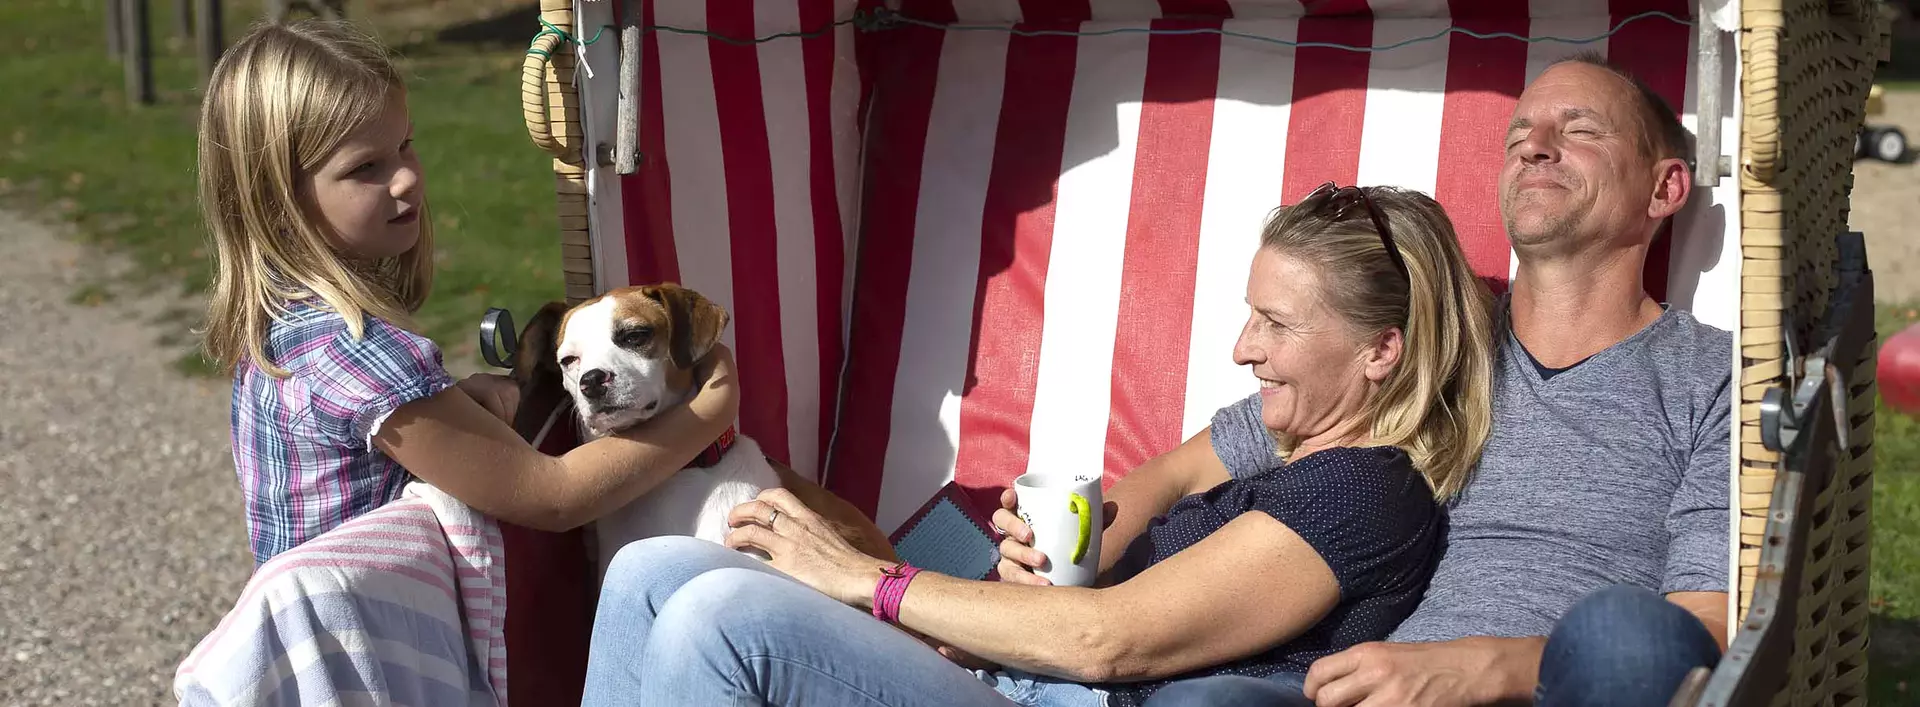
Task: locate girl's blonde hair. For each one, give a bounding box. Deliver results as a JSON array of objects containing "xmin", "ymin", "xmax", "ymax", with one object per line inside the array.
[
  {"xmin": 198, "ymin": 20, "xmax": 434, "ymax": 377},
  {"xmin": 1261, "ymin": 185, "xmax": 1496, "ymax": 500}
]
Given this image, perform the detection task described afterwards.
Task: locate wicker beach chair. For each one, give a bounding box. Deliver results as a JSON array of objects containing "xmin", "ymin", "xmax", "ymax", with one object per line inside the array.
[{"xmin": 506, "ymin": 1, "xmax": 1887, "ymax": 705}]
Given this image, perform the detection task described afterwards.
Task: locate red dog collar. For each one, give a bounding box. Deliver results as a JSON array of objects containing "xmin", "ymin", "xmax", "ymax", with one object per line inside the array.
[{"xmin": 686, "ymin": 425, "xmax": 737, "ymax": 469}]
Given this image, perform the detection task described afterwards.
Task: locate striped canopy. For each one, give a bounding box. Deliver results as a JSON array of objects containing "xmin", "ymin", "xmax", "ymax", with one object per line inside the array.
[{"xmin": 578, "ymin": 0, "xmax": 1740, "ymax": 531}]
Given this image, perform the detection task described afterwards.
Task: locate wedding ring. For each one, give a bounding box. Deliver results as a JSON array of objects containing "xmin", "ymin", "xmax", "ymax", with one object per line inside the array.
[{"xmin": 769, "ymin": 509, "xmax": 782, "ymax": 528}]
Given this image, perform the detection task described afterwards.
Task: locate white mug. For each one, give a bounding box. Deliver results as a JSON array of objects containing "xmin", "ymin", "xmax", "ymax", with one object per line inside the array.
[{"xmin": 1012, "ymin": 472, "xmax": 1103, "ymax": 587}]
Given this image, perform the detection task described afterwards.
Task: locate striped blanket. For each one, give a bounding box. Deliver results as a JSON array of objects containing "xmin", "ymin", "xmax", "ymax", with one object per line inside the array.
[{"xmin": 174, "ymin": 483, "xmax": 508, "ymax": 707}]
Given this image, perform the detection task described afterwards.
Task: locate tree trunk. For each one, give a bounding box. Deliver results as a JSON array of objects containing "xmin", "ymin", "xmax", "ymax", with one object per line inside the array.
[
  {"xmin": 195, "ymin": 0, "xmax": 223, "ymax": 86},
  {"xmin": 174, "ymin": 0, "xmax": 192, "ymax": 37},
  {"xmin": 122, "ymin": 0, "xmax": 154, "ymax": 106},
  {"xmin": 104, "ymin": 0, "xmax": 125, "ymax": 59}
]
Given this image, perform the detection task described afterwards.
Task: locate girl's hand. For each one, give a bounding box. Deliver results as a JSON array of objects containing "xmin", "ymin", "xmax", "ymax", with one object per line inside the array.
[
  {"xmin": 693, "ymin": 343, "xmax": 738, "ymax": 393},
  {"xmin": 688, "ymin": 343, "xmax": 742, "ymax": 421},
  {"xmin": 725, "ymin": 488, "xmax": 895, "ymax": 609},
  {"xmin": 456, "ymin": 373, "xmax": 521, "ymax": 425}
]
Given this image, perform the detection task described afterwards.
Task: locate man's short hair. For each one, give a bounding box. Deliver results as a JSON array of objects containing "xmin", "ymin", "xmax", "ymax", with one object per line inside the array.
[{"xmin": 1549, "ymin": 52, "xmax": 1693, "ymax": 167}]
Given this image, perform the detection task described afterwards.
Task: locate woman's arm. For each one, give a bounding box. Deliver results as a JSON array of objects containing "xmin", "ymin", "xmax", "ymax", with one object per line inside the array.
[
  {"xmin": 1095, "ymin": 428, "xmax": 1232, "ymax": 574},
  {"xmin": 374, "ymin": 346, "xmax": 742, "ymax": 531},
  {"xmin": 995, "ymin": 428, "xmax": 1233, "ymax": 584},
  {"xmin": 733, "ymin": 491, "xmax": 1338, "ymax": 684}
]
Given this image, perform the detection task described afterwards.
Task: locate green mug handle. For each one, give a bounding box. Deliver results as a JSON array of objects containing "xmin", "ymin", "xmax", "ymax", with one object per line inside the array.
[{"xmin": 1068, "ymin": 493, "xmax": 1092, "ymax": 564}]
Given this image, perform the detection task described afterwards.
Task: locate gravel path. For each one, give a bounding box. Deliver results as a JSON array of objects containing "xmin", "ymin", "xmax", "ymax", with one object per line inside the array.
[
  {"xmin": 0, "ymin": 210, "xmax": 253, "ymax": 706},
  {"xmin": 1848, "ymin": 89, "xmax": 1920, "ymax": 304}
]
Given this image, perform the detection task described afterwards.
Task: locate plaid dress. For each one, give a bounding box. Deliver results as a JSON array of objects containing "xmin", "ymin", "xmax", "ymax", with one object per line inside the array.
[{"xmin": 230, "ymin": 300, "xmax": 456, "ymax": 566}]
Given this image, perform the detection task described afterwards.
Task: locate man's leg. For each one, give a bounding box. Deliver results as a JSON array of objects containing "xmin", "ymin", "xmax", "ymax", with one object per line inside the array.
[
  {"xmin": 1142, "ymin": 672, "xmax": 1315, "ymax": 707},
  {"xmin": 581, "ymin": 536, "xmax": 780, "ymax": 705},
  {"xmin": 1536, "ymin": 584, "xmax": 1721, "ymax": 707},
  {"xmin": 631, "ymin": 567, "xmax": 1032, "ymax": 707}
]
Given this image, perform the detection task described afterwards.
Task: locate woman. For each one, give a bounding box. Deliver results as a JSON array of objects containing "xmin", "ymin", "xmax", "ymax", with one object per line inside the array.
[{"xmin": 579, "ymin": 183, "xmax": 1498, "ymax": 707}]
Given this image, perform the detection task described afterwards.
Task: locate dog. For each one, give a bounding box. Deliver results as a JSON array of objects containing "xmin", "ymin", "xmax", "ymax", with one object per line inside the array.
[{"xmin": 510, "ymin": 283, "xmax": 895, "ymax": 576}]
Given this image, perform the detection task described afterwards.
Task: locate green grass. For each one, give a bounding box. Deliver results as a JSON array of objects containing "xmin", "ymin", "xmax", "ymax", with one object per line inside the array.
[
  {"xmin": 1872, "ymin": 304, "xmax": 1920, "ymax": 703},
  {"xmin": 0, "ymin": 0, "xmax": 562, "ymax": 372}
]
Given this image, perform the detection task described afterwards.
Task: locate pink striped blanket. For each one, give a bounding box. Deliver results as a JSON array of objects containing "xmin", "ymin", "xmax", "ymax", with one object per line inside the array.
[{"xmin": 174, "ymin": 483, "xmax": 508, "ymax": 706}]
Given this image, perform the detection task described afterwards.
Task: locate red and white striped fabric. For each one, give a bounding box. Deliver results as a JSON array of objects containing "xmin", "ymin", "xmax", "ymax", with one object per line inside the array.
[{"xmin": 580, "ymin": 0, "xmax": 1739, "ymax": 532}]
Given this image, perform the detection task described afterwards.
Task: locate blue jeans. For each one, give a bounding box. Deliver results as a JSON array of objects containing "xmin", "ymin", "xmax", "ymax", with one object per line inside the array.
[
  {"xmin": 1143, "ymin": 672, "xmax": 1312, "ymax": 707},
  {"xmin": 1140, "ymin": 585, "xmax": 1720, "ymax": 707},
  {"xmin": 1535, "ymin": 584, "xmax": 1722, "ymax": 706},
  {"xmin": 580, "ymin": 536, "xmax": 1108, "ymax": 707}
]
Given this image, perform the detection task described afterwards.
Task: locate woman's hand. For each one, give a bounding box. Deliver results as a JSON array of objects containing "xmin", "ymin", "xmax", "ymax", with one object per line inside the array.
[
  {"xmin": 992, "ymin": 488, "xmax": 1117, "ymax": 586},
  {"xmin": 726, "ymin": 488, "xmax": 895, "ymax": 609},
  {"xmin": 455, "ymin": 373, "xmax": 521, "ymax": 425},
  {"xmin": 992, "ymin": 488, "xmax": 1054, "ymax": 586}
]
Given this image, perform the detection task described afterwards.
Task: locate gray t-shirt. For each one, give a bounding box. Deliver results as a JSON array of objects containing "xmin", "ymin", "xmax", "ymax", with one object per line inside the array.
[{"xmin": 1211, "ymin": 305, "xmax": 1731, "ymax": 642}]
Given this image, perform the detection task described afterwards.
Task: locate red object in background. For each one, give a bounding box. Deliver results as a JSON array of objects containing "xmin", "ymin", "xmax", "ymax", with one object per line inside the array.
[{"xmin": 1882, "ymin": 322, "xmax": 1920, "ymax": 414}]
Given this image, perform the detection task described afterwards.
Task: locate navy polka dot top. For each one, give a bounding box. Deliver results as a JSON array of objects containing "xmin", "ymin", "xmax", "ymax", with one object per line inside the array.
[{"xmin": 1099, "ymin": 445, "xmax": 1443, "ymax": 707}]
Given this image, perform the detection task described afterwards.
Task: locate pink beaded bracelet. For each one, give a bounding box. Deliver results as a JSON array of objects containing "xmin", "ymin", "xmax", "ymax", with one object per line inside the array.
[{"xmin": 871, "ymin": 561, "xmax": 922, "ymax": 623}]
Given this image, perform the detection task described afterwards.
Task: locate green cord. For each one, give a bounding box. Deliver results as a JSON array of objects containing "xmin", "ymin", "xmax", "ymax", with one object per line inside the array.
[
  {"xmin": 884, "ymin": 10, "xmax": 1692, "ymax": 52},
  {"xmin": 530, "ymin": 7, "xmax": 1689, "ymax": 56},
  {"xmin": 638, "ymin": 15, "xmax": 863, "ymax": 46},
  {"xmin": 538, "ymin": 18, "xmax": 609, "ymax": 46},
  {"xmin": 527, "ymin": 17, "xmax": 610, "ymax": 58}
]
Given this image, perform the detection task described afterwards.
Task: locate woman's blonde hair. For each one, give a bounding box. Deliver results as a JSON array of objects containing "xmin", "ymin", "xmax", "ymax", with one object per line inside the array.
[
  {"xmin": 198, "ymin": 20, "xmax": 434, "ymax": 377},
  {"xmin": 1261, "ymin": 185, "xmax": 1496, "ymax": 500}
]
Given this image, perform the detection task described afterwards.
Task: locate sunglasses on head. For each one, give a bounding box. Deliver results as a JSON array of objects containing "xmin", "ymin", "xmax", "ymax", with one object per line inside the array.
[{"xmin": 1300, "ymin": 181, "xmax": 1411, "ymax": 283}]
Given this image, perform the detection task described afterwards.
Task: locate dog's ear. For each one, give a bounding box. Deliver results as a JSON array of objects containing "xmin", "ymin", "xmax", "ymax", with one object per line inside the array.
[
  {"xmin": 512, "ymin": 300, "xmax": 571, "ymax": 387},
  {"xmin": 645, "ymin": 284, "xmax": 729, "ymax": 370},
  {"xmin": 509, "ymin": 300, "xmax": 573, "ymax": 441}
]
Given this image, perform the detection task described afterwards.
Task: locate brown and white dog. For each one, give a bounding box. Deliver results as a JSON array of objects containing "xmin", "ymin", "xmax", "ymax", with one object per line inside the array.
[{"xmin": 510, "ymin": 283, "xmax": 893, "ymax": 576}]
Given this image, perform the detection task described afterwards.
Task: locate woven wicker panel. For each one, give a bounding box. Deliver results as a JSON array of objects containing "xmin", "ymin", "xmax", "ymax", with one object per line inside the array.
[
  {"xmin": 526, "ymin": 0, "xmax": 593, "ymax": 305},
  {"xmin": 1737, "ymin": 0, "xmax": 1884, "ymax": 704},
  {"xmin": 1826, "ymin": 338, "xmax": 1877, "ymax": 703}
]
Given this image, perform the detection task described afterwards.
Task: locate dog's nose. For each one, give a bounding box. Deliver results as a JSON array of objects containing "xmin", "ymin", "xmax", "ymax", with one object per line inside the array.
[{"xmin": 580, "ymin": 369, "xmax": 613, "ymax": 398}]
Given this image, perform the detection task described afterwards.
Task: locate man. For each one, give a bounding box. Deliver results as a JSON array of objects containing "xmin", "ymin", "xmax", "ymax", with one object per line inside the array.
[{"xmin": 1137, "ymin": 53, "xmax": 1733, "ymax": 706}]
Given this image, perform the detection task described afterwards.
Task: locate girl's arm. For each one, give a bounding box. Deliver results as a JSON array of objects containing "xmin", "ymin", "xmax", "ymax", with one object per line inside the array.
[
  {"xmin": 732, "ymin": 492, "xmax": 1339, "ymax": 684},
  {"xmin": 374, "ymin": 346, "xmax": 742, "ymax": 531}
]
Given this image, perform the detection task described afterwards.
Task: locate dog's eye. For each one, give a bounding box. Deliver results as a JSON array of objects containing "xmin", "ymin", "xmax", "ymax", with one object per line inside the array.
[
  {"xmin": 560, "ymin": 355, "xmax": 579, "ymax": 367},
  {"xmin": 615, "ymin": 327, "xmax": 653, "ymax": 348}
]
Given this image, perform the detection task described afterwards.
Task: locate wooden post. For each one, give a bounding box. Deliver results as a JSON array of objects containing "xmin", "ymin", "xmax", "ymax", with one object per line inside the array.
[
  {"xmin": 122, "ymin": 0, "xmax": 155, "ymax": 106},
  {"xmin": 195, "ymin": 0, "xmax": 223, "ymax": 85},
  {"xmin": 104, "ymin": 0, "xmax": 125, "ymax": 59},
  {"xmin": 174, "ymin": 0, "xmax": 193, "ymax": 38}
]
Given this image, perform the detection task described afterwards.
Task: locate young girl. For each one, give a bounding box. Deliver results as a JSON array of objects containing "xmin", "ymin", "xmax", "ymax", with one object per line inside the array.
[{"xmin": 197, "ymin": 20, "xmax": 740, "ymax": 566}]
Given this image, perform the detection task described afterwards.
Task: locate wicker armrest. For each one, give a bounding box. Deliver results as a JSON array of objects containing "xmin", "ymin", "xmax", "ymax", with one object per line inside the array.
[{"xmin": 1693, "ymin": 233, "xmax": 1876, "ymax": 706}]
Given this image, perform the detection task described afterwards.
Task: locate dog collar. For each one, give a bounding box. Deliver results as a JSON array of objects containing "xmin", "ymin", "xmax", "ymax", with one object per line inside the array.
[{"xmin": 686, "ymin": 425, "xmax": 737, "ymax": 469}]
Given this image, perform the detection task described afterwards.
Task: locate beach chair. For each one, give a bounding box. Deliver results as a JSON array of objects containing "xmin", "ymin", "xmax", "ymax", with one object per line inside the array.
[{"xmin": 506, "ymin": 0, "xmax": 1887, "ymax": 704}]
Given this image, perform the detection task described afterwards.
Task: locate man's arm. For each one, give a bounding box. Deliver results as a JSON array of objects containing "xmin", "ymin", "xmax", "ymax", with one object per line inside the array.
[
  {"xmin": 1306, "ymin": 590, "xmax": 1728, "ymax": 707},
  {"xmin": 1303, "ymin": 636, "xmax": 1544, "ymax": 707},
  {"xmin": 1667, "ymin": 591, "xmax": 1730, "ymax": 649},
  {"xmin": 1663, "ymin": 359, "xmax": 1734, "ymax": 648}
]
